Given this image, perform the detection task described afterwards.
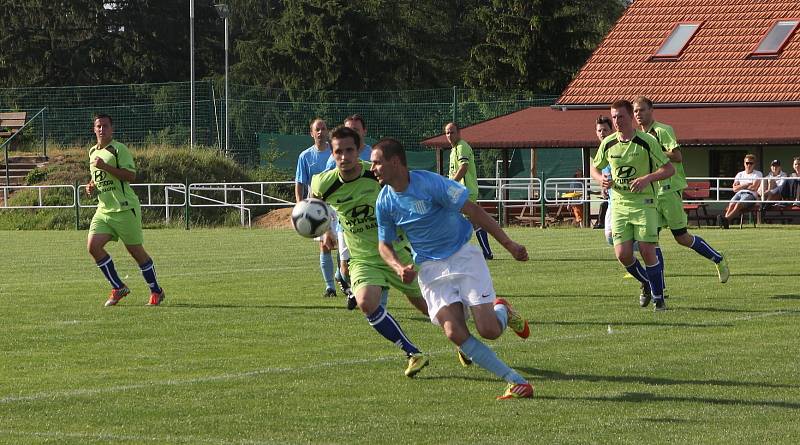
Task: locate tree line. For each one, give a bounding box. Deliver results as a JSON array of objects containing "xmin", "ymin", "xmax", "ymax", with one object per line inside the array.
[{"xmin": 0, "ymin": 0, "xmax": 624, "ymax": 94}]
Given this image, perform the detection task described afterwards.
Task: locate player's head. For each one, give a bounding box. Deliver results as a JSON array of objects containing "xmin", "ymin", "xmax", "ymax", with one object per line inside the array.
[
  {"xmin": 610, "ymin": 100, "xmax": 634, "ymax": 133},
  {"xmin": 309, "ymin": 118, "xmax": 328, "ymax": 147},
  {"xmin": 344, "ymin": 114, "xmax": 367, "ymax": 147},
  {"xmin": 330, "ymin": 126, "xmax": 361, "ymax": 174},
  {"xmin": 444, "ymin": 122, "xmax": 460, "ymax": 146},
  {"xmin": 93, "ymin": 113, "xmax": 114, "ymax": 144},
  {"xmin": 632, "ymin": 96, "xmax": 654, "ymax": 128},
  {"xmin": 595, "ymin": 115, "xmax": 613, "ymax": 141},
  {"xmin": 371, "ymin": 137, "xmax": 407, "ymax": 186},
  {"xmin": 744, "ymin": 154, "xmax": 756, "ymax": 172}
]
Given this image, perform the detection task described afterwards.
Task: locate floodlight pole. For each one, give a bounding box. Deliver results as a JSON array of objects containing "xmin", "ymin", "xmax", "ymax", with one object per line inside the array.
[
  {"xmin": 214, "ymin": 3, "xmax": 231, "ymax": 157},
  {"xmin": 190, "ymin": 0, "xmax": 195, "ymax": 150}
]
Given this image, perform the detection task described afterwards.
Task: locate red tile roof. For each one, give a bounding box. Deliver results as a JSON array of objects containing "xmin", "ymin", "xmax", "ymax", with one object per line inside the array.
[
  {"xmin": 421, "ymin": 106, "xmax": 800, "ymax": 149},
  {"xmin": 557, "ymin": 0, "xmax": 800, "ymax": 105}
]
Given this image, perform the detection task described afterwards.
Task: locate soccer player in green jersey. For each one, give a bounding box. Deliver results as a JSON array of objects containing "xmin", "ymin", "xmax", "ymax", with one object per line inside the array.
[
  {"xmin": 86, "ymin": 114, "xmax": 164, "ymax": 307},
  {"xmin": 310, "ymin": 126, "xmax": 429, "ymax": 377},
  {"xmin": 445, "ymin": 122, "xmax": 493, "ymax": 259},
  {"xmin": 590, "ymin": 100, "xmax": 675, "ymax": 311},
  {"xmin": 633, "ymin": 96, "xmax": 730, "ymax": 301}
]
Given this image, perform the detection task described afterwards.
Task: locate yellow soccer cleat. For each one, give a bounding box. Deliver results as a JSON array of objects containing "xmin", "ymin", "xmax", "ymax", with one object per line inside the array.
[
  {"xmin": 494, "ymin": 298, "xmax": 530, "ymax": 339},
  {"xmin": 716, "ymin": 256, "xmax": 730, "ymax": 284},
  {"xmin": 456, "ymin": 348, "xmax": 472, "ymax": 367},
  {"xmin": 404, "ymin": 353, "xmax": 429, "ymax": 378}
]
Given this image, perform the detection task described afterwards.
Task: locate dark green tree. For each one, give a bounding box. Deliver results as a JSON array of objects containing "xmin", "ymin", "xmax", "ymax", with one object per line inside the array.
[{"xmin": 464, "ymin": 0, "xmax": 624, "ymax": 94}]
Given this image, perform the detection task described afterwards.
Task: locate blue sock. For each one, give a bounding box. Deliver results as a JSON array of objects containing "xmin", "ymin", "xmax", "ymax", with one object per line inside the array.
[
  {"xmin": 494, "ymin": 303, "xmax": 509, "ymax": 331},
  {"xmin": 624, "ymin": 259, "xmax": 650, "ymax": 288},
  {"xmin": 380, "ymin": 288, "xmax": 389, "ymax": 308},
  {"xmin": 139, "ymin": 259, "xmax": 162, "ymax": 293},
  {"xmin": 690, "ymin": 235, "xmax": 723, "ymax": 263},
  {"xmin": 320, "ymin": 252, "xmax": 335, "ymax": 290},
  {"xmin": 96, "ymin": 255, "xmax": 124, "ymax": 289},
  {"xmin": 646, "ymin": 261, "xmax": 665, "ymax": 300},
  {"xmin": 475, "ymin": 228, "xmax": 493, "ymax": 258},
  {"xmin": 366, "ymin": 305, "xmax": 420, "ymax": 356},
  {"xmin": 460, "ymin": 336, "xmax": 526, "ymax": 384},
  {"xmin": 655, "ymin": 246, "xmax": 666, "ymax": 290}
]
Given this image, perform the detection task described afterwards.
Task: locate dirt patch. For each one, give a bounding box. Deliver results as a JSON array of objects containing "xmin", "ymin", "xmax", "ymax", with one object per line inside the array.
[{"xmin": 253, "ymin": 207, "xmax": 294, "ymax": 229}]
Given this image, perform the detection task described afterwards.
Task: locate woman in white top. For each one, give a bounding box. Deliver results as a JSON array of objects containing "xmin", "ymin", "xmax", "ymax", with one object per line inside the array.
[{"xmin": 721, "ymin": 154, "xmax": 763, "ymax": 227}]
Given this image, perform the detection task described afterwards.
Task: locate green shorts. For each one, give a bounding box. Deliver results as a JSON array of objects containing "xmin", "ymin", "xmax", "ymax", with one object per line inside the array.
[
  {"xmin": 349, "ymin": 258, "xmax": 422, "ymax": 298},
  {"xmin": 610, "ymin": 200, "xmax": 660, "ymax": 246},
  {"xmin": 89, "ymin": 208, "xmax": 144, "ymax": 245},
  {"xmin": 657, "ymin": 191, "xmax": 688, "ymax": 230}
]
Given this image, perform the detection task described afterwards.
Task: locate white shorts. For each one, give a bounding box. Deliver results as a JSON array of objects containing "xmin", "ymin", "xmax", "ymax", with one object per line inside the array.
[
  {"xmin": 417, "ymin": 243, "xmax": 496, "ymax": 325},
  {"xmin": 337, "ymin": 229, "xmax": 350, "ymax": 261},
  {"xmin": 604, "ymin": 199, "xmax": 613, "ymax": 245}
]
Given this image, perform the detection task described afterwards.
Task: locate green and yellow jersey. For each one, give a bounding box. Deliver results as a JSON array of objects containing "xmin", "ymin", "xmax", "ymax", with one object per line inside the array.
[
  {"xmin": 593, "ymin": 130, "xmax": 670, "ymax": 206},
  {"xmin": 311, "ymin": 160, "xmax": 412, "ymax": 265},
  {"xmin": 448, "ymin": 140, "xmax": 479, "ymax": 202},
  {"xmin": 644, "ymin": 121, "xmax": 687, "ymax": 193},
  {"xmin": 89, "ymin": 140, "xmax": 140, "ymax": 213}
]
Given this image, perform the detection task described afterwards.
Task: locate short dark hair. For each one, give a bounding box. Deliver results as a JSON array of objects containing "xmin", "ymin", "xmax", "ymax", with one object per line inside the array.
[
  {"xmin": 309, "ymin": 117, "xmax": 326, "ymax": 130},
  {"xmin": 610, "ymin": 100, "xmax": 633, "ymax": 115},
  {"xmin": 373, "ymin": 137, "xmax": 407, "ymax": 166},
  {"xmin": 596, "ymin": 115, "xmax": 612, "ymax": 127},
  {"xmin": 344, "ymin": 114, "xmax": 366, "ymax": 128},
  {"xmin": 444, "ymin": 122, "xmax": 459, "ymax": 131},
  {"xmin": 330, "ymin": 125, "xmax": 361, "ymax": 148},
  {"xmin": 93, "ymin": 113, "xmax": 113, "ymax": 125},
  {"xmin": 633, "ymin": 96, "xmax": 654, "ymax": 109}
]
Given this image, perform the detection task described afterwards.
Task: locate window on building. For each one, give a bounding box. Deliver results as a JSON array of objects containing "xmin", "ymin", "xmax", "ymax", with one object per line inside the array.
[
  {"xmin": 752, "ymin": 20, "xmax": 799, "ymax": 56},
  {"xmin": 653, "ymin": 23, "xmax": 701, "ymax": 58}
]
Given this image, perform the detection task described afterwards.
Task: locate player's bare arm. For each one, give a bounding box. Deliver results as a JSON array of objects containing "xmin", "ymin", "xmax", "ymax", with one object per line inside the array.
[
  {"xmin": 630, "ymin": 162, "xmax": 675, "ymax": 192},
  {"xmin": 451, "ymin": 162, "xmax": 468, "ymax": 181},
  {"xmin": 590, "ymin": 165, "xmax": 612, "ymax": 189},
  {"xmin": 665, "ymin": 147, "xmax": 683, "ymax": 163},
  {"xmin": 378, "ymin": 241, "xmax": 417, "ymax": 283},
  {"xmin": 460, "ymin": 201, "xmax": 528, "ymax": 261},
  {"xmin": 93, "ymin": 157, "xmax": 135, "ymax": 182}
]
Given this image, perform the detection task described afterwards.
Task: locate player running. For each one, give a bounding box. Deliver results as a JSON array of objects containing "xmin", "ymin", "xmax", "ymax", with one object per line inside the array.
[
  {"xmin": 86, "ymin": 114, "xmax": 165, "ymax": 307},
  {"xmin": 371, "ymin": 137, "xmax": 533, "ymax": 400},
  {"xmin": 590, "ymin": 100, "xmax": 675, "ymax": 311},
  {"xmin": 633, "ymin": 96, "xmax": 729, "ymax": 306},
  {"xmin": 310, "ymin": 126, "xmax": 430, "ymax": 378}
]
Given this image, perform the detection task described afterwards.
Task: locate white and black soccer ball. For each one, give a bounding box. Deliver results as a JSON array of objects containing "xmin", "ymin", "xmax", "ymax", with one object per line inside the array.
[{"xmin": 291, "ymin": 198, "xmax": 332, "ymax": 238}]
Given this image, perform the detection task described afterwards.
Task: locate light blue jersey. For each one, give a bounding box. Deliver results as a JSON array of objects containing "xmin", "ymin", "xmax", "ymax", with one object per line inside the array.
[
  {"xmin": 295, "ymin": 144, "xmax": 332, "ymax": 187},
  {"xmin": 324, "ymin": 144, "xmax": 373, "ymax": 171},
  {"xmin": 376, "ymin": 170, "xmax": 472, "ymax": 264}
]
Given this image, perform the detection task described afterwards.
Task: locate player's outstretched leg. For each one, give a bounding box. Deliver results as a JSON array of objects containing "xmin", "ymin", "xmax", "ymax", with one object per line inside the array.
[
  {"xmin": 320, "ymin": 248, "xmax": 336, "ymax": 298},
  {"xmin": 96, "ymin": 255, "xmax": 129, "ymax": 307},
  {"xmin": 360, "ymin": 289, "xmax": 427, "ymax": 377},
  {"xmin": 459, "ymin": 335, "xmax": 532, "ymax": 400},
  {"xmin": 493, "ymin": 298, "xmax": 530, "ymax": 339},
  {"xmin": 679, "ymin": 234, "xmax": 729, "ymax": 283},
  {"xmin": 138, "ymin": 259, "xmax": 165, "ymax": 306}
]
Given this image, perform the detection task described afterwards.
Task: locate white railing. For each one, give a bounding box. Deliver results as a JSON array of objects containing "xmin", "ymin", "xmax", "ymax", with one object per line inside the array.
[
  {"xmin": 188, "ymin": 181, "xmax": 295, "ymax": 227},
  {"xmin": 0, "ymin": 184, "xmax": 76, "ymax": 208}
]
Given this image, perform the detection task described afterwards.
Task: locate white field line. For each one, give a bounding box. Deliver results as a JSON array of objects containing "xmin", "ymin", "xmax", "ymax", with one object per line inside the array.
[
  {"xmin": 0, "ymin": 429, "xmax": 280, "ymax": 445},
  {"xmin": 0, "ymin": 309, "xmax": 792, "ymax": 406}
]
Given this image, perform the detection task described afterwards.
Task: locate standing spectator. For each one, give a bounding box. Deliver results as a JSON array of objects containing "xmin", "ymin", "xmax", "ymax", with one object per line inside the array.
[
  {"xmin": 595, "ymin": 116, "xmax": 613, "ymax": 234},
  {"xmin": 445, "ymin": 122, "xmax": 493, "ymax": 260},
  {"xmin": 720, "ymin": 154, "xmax": 763, "ymax": 228},
  {"xmin": 295, "ymin": 118, "xmax": 337, "ymax": 298},
  {"xmin": 761, "ymin": 159, "xmax": 788, "ymax": 202}
]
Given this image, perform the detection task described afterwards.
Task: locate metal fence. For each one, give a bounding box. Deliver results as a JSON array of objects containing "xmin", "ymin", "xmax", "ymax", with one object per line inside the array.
[{"xmin": 3, "ymin": 177, "xmax": 798, "ymax": 230}]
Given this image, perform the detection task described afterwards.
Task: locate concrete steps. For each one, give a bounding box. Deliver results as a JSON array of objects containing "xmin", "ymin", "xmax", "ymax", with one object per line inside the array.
[{"xmin": 1, "ymin": 155, "xmax": 49, "ymax": 186}]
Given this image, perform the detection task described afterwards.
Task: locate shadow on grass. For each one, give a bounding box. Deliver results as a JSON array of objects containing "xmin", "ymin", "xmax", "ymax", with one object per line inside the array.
[
  {"xmin": 670, "ymin": 272, "xmax": 799, "ymax": 278},
  {"xmin": 519, "ymin": 367, "xmax": 799, "ymax": 390},
  {"xmin": 169, "ymin": 303, "xmax": 348, "ymax": 310},
  {"xmin": 681, "ymin": 306, "xmax": 795, "ymax": 314},
  {"xmin": 534, "ymin": 392, "xmax": 800, "ymax": 410},
  {"xmin": 534, "ymin": 320, "xmax": 731, "ymax": 328},
  {"xmin": 530, "ymin": 257, "xmax": 618, "ymax": 263},
  {"xmin": 772, "ymin": 294, "xmax": 800, "ymax": 300}
]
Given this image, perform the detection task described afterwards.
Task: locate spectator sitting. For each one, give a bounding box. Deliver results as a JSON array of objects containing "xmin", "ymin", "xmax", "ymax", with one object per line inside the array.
[
  {"xmin": 566, "ymin": 168, "xmax": 585, "ymax": 227},
  {"xmin": 781, "ymin": 156, "xmax": 800, "ymax": 204},
  {"xmin": 761, "ymin": 159, "xmax": 787, "ymax": 202},
  {"xmin": 720, "ymin": 153, "xmax": 763, "ymax": 229}
]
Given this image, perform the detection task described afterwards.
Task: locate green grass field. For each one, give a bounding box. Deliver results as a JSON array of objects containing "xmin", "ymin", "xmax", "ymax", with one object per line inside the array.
[{"xmin": 2, "ymin": 227, "xmax": 799, "ymax": 444}]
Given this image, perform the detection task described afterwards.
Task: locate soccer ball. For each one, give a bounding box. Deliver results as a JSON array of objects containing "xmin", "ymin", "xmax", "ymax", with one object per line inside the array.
[{"xmin": 291, "ymin": 198, "xmax": 332, "ymax": 238}]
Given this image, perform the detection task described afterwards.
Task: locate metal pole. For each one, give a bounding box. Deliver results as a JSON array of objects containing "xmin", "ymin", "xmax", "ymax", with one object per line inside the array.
[
  {"xmin": 224, "ymin": 16, "xmax": 230, "ymax": 157},
  {"xmin": 74, "ymin": 180, "xmax": 80, "ymax": 230},
  {"xmin": 185, "ymin": 178, "xmax": 190, "ymax": 230},
  {"xmin": 452, "ymin": 86, "xmax": 457, "ymax": 124},
  {"xmin": 42, "ymin": 107, "xmax": 47, "ymax": 159},
  {"xmin": 540, "ymin": 172, "xmax": 547, "ymax": 229},
  {"xmin": 190, "ymin": 0, "xmax": 195, "ymax": 150}
]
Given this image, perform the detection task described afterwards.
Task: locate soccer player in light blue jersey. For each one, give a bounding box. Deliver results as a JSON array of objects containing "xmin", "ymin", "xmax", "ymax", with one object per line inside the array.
[
  {"xmin": 295, "ymin": 118, "xmax": 337, "ymax": 298},
  {"xmin": 371, "ymin": 137, "xmax": 533, "ymax": 400}
]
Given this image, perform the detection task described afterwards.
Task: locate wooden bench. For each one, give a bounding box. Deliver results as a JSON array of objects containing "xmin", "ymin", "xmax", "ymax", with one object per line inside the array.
[
  {"xmin": 682, "ymin": 181, "xmax": 715, "ymax": 227},
  {"xmin": 760, "ymin": 203, "xmax": 800, "ymax": 224},
  {"xmin": 0, "ymin": 111, "xmax": 27, "ymax": 139}
]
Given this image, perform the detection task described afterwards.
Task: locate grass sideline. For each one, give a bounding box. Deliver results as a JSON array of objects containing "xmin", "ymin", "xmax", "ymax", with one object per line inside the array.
[{"xmin": 2, "ymin": 227, "xmax": 799, "ymax": 444}]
